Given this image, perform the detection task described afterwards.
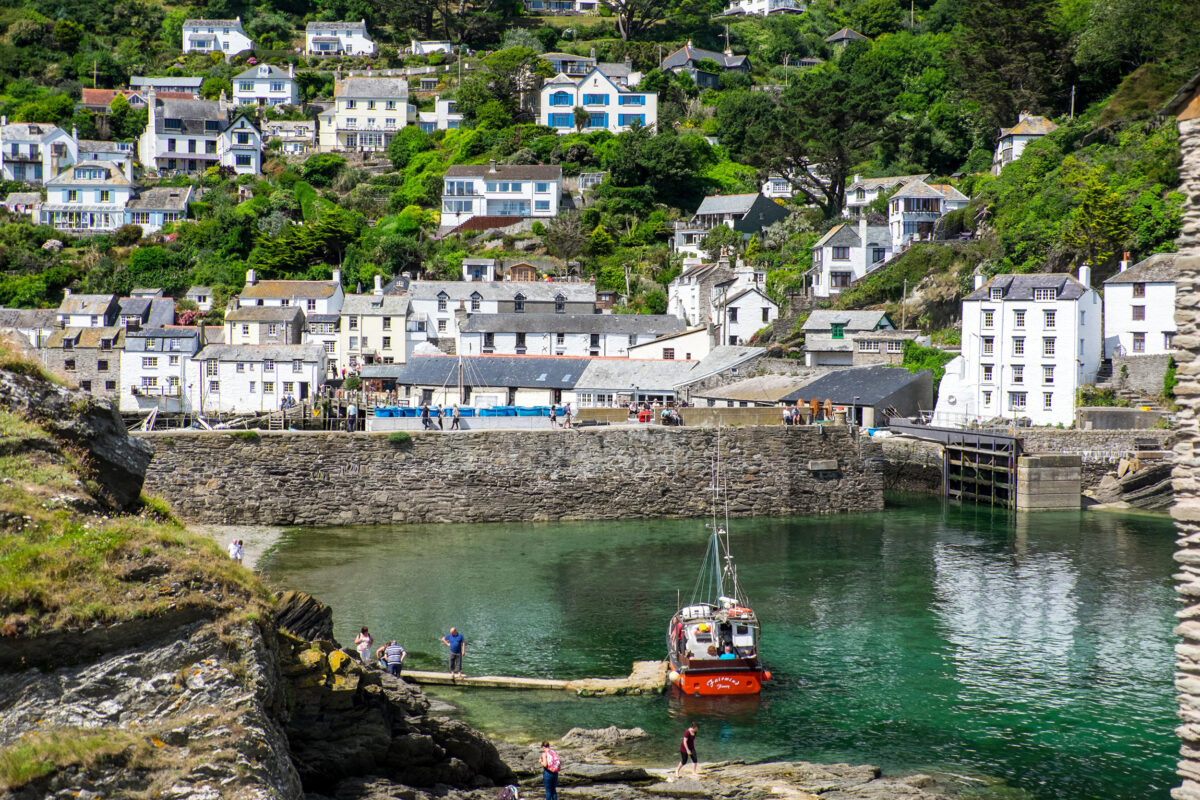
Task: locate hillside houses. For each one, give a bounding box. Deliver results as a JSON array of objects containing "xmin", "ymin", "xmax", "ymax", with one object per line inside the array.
[
  {"xmin": 843, "ymin": 173, "xmax": 929, "ymax": 216},
  {"xmin": 992, "ymin": 113, "xmax": 1058, "ymax": 174},
  {"xmin": 305, "ymin": 20, "xmax": 375, "ymax": 56},
  {"xmin": 138, "ymin": 94, "xmax": 263, "ymax": 175},
  {"xmin": 458, "ymin": 313, "xmax": 683, "ymax": 357},
  {"xmin": 660, "ymin": 44, "xmax": 750, "ymax": 89},
  {"xmin": 317, "ymin": 77, "xmax": 415, "ymax": 153},
  {"xmin": 809, "ymin": 219, "xmax": 893, "ymax": 298},
  {"xmin": 0, "ymin": 121, "xmax": 77, "ymax": 184},
  {"xmin": 182, "ymin": 18, "xmax": 253, "ymax": 56},
  {"xmin": 539, "ymin": 69, "xmax": 658, "ymax": 134},
  {"xmin": 439, "ymin": 163, "xmax": 562, "ymax": 230},
  {"xmin": 232, "ymin": 64, "xmax": 299, "ymax": 108},
  {"xmin": 887, "ymin": 179, "xmax": 969, "ymax": 249}
]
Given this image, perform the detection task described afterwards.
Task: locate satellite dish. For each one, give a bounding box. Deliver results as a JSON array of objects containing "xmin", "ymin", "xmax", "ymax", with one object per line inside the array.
[{"xmin": 947, "ymin": 395, "xmax": 957, "ymax": 405}]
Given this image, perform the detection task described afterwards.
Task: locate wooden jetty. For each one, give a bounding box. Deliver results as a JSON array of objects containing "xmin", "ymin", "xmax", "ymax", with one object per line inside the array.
[{"xmin": 401, "ymin": 660, "xmax": 667, "ymax": 696}]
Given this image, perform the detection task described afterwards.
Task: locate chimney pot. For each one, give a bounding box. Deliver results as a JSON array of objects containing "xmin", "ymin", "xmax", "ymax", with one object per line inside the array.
[
  {"xmin": 332, "ymin": 268, "xmax": 342, "ymax": 284},
  {"xmin": 374, "ymin": 274, "xmax": 383, "ymax": 295},
  {"xmin": 1078, "ymin": 264, "xmax": 1091, "ymax": 288}
]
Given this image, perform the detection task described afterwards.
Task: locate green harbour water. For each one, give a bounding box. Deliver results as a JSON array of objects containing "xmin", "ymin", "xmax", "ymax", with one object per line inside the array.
[{"xmin": 260, "ymin": 496, "xmax": 1177, "ymax": 799}]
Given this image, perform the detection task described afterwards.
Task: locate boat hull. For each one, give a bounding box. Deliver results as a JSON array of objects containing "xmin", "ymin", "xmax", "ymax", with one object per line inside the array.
[{"xmin": 674, "ymin": 668, "xmax": 764, "ymax": 696}]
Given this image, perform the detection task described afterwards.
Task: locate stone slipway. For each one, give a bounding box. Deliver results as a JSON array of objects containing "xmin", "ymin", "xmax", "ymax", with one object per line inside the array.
[{"xmin": 402, "ymin": 659, "xmax": 666, "ymax": 696}]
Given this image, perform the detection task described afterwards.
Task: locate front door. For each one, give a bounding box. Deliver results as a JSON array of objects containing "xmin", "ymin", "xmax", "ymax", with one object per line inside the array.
[{"xmin": 299, "ymin": 382, "xmax": 309, "ymax": 400}]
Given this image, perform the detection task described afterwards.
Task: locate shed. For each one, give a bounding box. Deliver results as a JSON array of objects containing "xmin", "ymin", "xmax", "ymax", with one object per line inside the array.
[{"xmin": 779, "ymin": 366, "xmax": 931, "ymax": 426}]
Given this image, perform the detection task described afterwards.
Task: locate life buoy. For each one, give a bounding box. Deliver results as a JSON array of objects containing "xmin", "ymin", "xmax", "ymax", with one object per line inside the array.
[{"xmin": 730, "ymin": 606, "xmax": 753, "ymax": 617}]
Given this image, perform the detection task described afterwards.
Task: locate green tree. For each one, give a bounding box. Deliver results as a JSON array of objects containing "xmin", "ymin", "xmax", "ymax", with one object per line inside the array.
[
  {"xmin": 598, "ymin": 0, "xmax": 678, "ymax": 41},
  {"xmin": 301, "ymin": 153, "xmax": 347, "ymax": 187},
  {"xmin": 455, "ymin": 47, "xmax": 552, "ymax": 124},
  {"xmin": 700, "ymin": 225, "xmax": 741, "ymax": 260},
  {"xmin": 1062, "ymin": 167, "xmax": 1133, "ymax": 272},
  {"xmin": 588, "ymin": 225, "xmax": 616, "ymax": 256},
  {"xmin": 200, "ymin": 76, "xmax": 232, "ymax": 101},
  {"xmin": 573, "ymin": 106, "xmax": 589, "ymax": 133},
  {"xmin": 386, "ymin": 126, "xmax": 432, "ymax": 170},
  {"xmin": 54, "ymin": 20, "xmax": 84, "ymax": 52},
  {"xmin": 544, "ymin": 212, "xmax": 587, "ymax": 260}
]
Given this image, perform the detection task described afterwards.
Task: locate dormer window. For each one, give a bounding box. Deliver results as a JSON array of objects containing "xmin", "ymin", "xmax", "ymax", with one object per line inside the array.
[
  {"xmin": 165, "ymin": 118, "xmax": 181, "ymax": 130},
  {"xmin": 989, "ymin": 287, "xmax": 1003, "ymax": 300},
  {"xmin": 555, "ymin": 294, "xmax": 566, "ymax": 313},
  {"xmin": 514, "ymin": 293, "xmax": 526, "ymax": 313},
  {"xmin": 1033, "ymin": 287, "xmax": 1057, "ymax": 301},
  {"xmin": 205, "ymin": 120, "xmax": 219, "ymax": 132},
  {"xmin": 470, "ymin": 292, "xmax": 481, "ymax": 312},
  {"xmin": 437, "ymin": 293, "xmax": 448, "ymax": 311}
]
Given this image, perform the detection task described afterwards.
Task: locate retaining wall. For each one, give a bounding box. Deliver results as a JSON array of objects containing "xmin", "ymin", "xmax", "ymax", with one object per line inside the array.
[
  {"xmin": 1020, "ymin": 429, "xmax": 1174, "ymax": 490},
  {"xmin": 137, "ymin": 425, "xmax": 882, "ymax": 526}
]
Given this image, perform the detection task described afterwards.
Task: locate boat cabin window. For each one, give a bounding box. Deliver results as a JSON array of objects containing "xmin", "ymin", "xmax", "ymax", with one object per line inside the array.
[{"xmin": 732, "ymin": 624, "xmax": 755, "ymax": 648}]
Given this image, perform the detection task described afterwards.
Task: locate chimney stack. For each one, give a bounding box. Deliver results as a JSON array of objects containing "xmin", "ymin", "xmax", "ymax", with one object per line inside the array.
[
  {"xmin": 1119, "ymin": 251, "xmax": 1131, "ymax": 273},
  {"xmin": 246, "ymin": 268, "xmax": 257, "ymax": 286},
  {"xmin": 974, "ymin": 274, "xmax": 984, "ymax": 290},
  {"xmin": 488, "ymin": 159, "xmax": 497, "ymax": 173},
  {"xmin": 332, "ymin": 268, "xmax": 341, "ymax": 284},
  {"xmin": 1078, "ymin": 264, "xmax": 1091, "ymax": 289},
  {"xmin": 373, "ymin": 274, "xmax": 383, "ymax": 295},
  {"xmin": 63, "ymin": 288, "xmax": 71, "ymax": 297},
  {"xmin": 858, "ymin": 216, "xmax": 867, "ymax": 247}
]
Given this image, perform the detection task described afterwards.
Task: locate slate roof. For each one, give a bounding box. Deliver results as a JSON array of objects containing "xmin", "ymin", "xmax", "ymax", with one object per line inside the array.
[
  {"xmin": 693, "ymin": 193, "xmax": 760, "ymax": 216},
  {"xmin": 813, "ymin": 222, "xmax": 891, "ymax": 249},
  {"xmin": 130, "ymin": 76, "xmax": 204, "ymax": 89},
  {"xmin": 803, "ymin": 309, "xmax": 893, "ymax": 333},
  {"xmin": 0, "ymin": 122, "xmax": 67, "ymax": 142},
  {"xmin": 234, "ymin": 64, "xmax": 293, "ymax": 81},
  {"xmin": 444, "ymin": 164, "xmax": 562, "ymax": 180},
  {"xmin": 225, "ymin": 306, "xmax": 305, "ymax": 323},
  {"xmin": 408, "ymin": 281, "xmax": 595, "ymax": 303},
  {"xmin": 723, "ymin": 286, "xmax": 777, "ymax": 307},
  {"xmin": 0, "ymin": 308, "xmax": 56, "ymax": 328},
  {"xmin": 1000, "ymin": 115, "xmax": 1058, "ymax": 138},
  {"xmin": 340, "ymin": 294, "xmax": 410, "ymax": 315},
  {"xmin": 4, "ymin": 192, "xmax": 41, "ymax": 208},
  {"xmin": 195, "ymin": 344, "xmax": 324, "ymax": 362},
  {"xmin": 128, "ymin": 187, "xmax": 192, "ymax": 212},
  {"xmin": 187, "ymin": 286, "xmax": 212, "ymax": 297},
  {"xmin": 1103, "ymin": 253, "xmax": 1183, "ymax": 284},
  {"xmin": 361, "ymin": 355, "xmax": 592, "ymax": 389},
  {"xmin": 779, "ymin": 366, "xmax": 925, "ymax": 405},
  {"xmin": 964, "ymin": 273, "xmax": 1090, "ymax": 301},
  {"xmin": 126, "ymin": 327, "xmax": 200, "ymax": 340},
  {"xmin": 597, "ymin": 62, "xmax": 634, "ymax": 79},
  {"xmin": 824, "ymin": 28, "xmax": 868, "ymax": 43},
  {"xmin": 846, "ymin": 173, "xmax": 930, "ymax": 194},
  {"xmin": 575, "ymin": 358, "xmax": 698, "ymax": 392},
  {"xmin": 242, "ymin": 280, "xmax": 339, "ymax": 300},
  {"xmin": 692, "ymin": 374, "xmax": 810, "ymax": 403},
  {"xmin": 677, "ymin": 345, "xmax": 765, "ymax": 385},
  {"xmin": 58, "ymin": 294, "xmax": 117, "ymax": 316},
  {"xmin": 118, "ymin": 297, "xmax": 175, "ymax": 328},
  {"xmin": 78, "ymin": 139, "xmax": 134, "ymax": 154},
  {"xmin": 336, "ymin": 77, "xmax": 409, "ymax": 99},
  {"xmin": 306, "ymin": 313, "xmax": 340, "ymax": 325},
  {"xmin": 154, "ymin": 99, "xmax": 227, "ymax": 134},
  {"xmin": 459, "ymin": 313, "xmax": 685, "ymax": 336},
  {"xmin": 894, "ymin": 179, "xmax": 951, "ymax": 199},
  {"xmin": 46, "ymin": 326, "xmax": 125, "ymax": 349},
  {"xmin": 183, "ymin": 18, "xmax": 244, "ymax": 28},
  {"xmin": 307, "ymin": 20, "xmax": 368, "ymax": 31},
  {"xmin": 661, "ymin": 44, "xmax": 748, "ymax": 71},
  {"xmin": 47, "ymin": 162, "xmax": 131, "ymax": 187}
]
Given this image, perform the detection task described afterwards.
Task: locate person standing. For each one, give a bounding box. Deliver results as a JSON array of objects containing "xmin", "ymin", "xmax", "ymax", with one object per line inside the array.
[
  {"xmin": 675, "ymin": 722, "xmax": 699, "ymax": 778},
  {"xmin": 562, "ymin": 402, "xmax": 572, "ymax": 428},
  {"xmin": 451, "ymin": 404, "xmax": 461, "ymax": 430},
  {"xmin": 549, "ymin": 404, "xmax": 557, "ymax": 428},
  {"xmin": 539, "ymin": 741, "xmax": 560, "ymax": 800},
  {"xmin": 436, "ymin": 404, "xmax": 444, "ymax": 430},
  {"xmin": 421, "ymin": 403, "xmax": 433, "ymax": 431},
  {"xmin": 347, "ymin": 401, "xmax": 358, "ymax": 431},
  {"xmin": 227, "ymin": 538, "xmax": 243, "ymax": 565},
  {"xmin": 441, "ymin": 626, "xmax": 466, "ymax": 678},
  {"xmin": 355, "ymin": 626, "xmax": 373, "ymax": 663},
  {"xmin": 376, "ymin": 640, "xmax": 407, "ymax": 676}
]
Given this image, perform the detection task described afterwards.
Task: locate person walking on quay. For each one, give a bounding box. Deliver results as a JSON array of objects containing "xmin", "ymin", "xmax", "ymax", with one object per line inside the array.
[
  {"xmin": 436, "ymin": 404, "xmax": 444, "ymax": 430},
  {"xmin": 451, "ymin": 404, "xmax": 461, "ymax": 430},
  {"xmin": 347, "ymin": 401, "xmax": 358, "ymax": 432},
  {"xmin": 549, "ymin": 404, "xmax": 557, "ymax": 428},
  {"xmin": 540, "ymin": 741, "xmax": 561, "ymax": 800},
  {"xmin": 355, "ymin": 626, "xmax": 373, "ymax": 663},
  {"xmin": 562, "ymin": 402, "xmax": 572, "ymax": 428},
  {"xmin": 441, "ymin": 626, "xmax": 466, "ymax": 678},
  {"xmin": 675, "ymin": 722, "xmax": 699, "ymax": 779},
  {"xmin": 421, "ymin": 403, "xmax": 434, "ymax": 431}
]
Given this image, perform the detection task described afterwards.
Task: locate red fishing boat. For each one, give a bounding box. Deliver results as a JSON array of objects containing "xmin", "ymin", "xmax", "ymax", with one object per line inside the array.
[{"xmin": 666, "ymin": 446, "xmax": 769, "ymax": 696}]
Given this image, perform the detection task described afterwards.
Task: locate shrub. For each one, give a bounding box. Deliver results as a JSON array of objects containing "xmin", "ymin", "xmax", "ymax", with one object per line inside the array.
[
  {"xmin": 113, "ymin": 224, "xmax": 143, "ymax": 246},
  {"xmin": 387, "ymin": 431, "xmax": 412, "ymax": 446},
  {"xmin": 343, "ymin": 375, "xmax": 361, "ymax": 391},
  {"xmin": 229, "ymin": 430, "xmax": 260, "ymax": 442},
  {"xmin": 901, "ymin": 340, "xmax": 956, "ymax": 395},
  {"xmin": 1165, "ymin": 356, "xmax": 1177, "ymax": 399}
]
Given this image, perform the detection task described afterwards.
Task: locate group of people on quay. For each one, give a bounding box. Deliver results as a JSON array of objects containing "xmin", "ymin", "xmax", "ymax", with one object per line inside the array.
[{"xmin": 352, "ymin": 625, "xmax": 468, "ymax": 678}]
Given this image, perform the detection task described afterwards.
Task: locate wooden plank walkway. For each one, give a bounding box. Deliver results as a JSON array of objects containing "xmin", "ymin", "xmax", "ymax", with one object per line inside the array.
[{"xmin": 401, "ymin": 660, "xmax": 667, "ymax": 696}]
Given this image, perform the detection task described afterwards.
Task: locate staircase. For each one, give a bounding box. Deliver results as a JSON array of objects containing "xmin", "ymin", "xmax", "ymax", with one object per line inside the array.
[
  {"xmin": 1091, "ymin": 359, "xmax": 1165, "ymax": 411},
  {"xmin": 1094, "ymin": 359, "xmax": 1113, "ymax": 384}
]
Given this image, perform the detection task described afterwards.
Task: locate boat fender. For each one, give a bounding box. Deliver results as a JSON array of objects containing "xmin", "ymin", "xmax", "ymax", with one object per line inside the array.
[
  {"xmin": 668, "ymin": 670, "xmax": 680, "ymax": 684},
  {"xmin": 763, "ymin": 670, "xmax": 772, "ymax": 681}
]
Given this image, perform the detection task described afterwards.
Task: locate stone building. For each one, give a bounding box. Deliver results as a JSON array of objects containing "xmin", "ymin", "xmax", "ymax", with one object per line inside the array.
[
  {"xmin": 42, "ymin": 326, "xmax": 126, "ymax": 398},
  {"xmin": 1170, "ymin": 70, "xmax": 1200, "ymax": 800}
]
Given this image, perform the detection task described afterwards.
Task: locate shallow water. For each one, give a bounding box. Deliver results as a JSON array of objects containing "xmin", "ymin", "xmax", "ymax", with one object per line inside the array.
[{"xmin": 261, "ymin": 497, "xmax": 1177, "ymax": 799}]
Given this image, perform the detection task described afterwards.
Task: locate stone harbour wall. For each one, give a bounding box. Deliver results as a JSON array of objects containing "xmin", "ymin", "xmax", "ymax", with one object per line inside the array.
[{"xmin": 137, "ymin": 425, "xmax": 883, "ymax": 526}]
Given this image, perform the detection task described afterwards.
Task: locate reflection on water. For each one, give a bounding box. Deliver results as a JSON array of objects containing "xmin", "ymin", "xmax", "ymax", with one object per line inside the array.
[{"xmin": 262, "ymin": 497, "xmax": 1177, "ymax": 800}]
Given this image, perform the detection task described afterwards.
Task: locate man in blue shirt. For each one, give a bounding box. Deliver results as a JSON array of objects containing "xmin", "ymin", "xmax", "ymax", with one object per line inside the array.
[{"xmin": 441, "ymin": 627, "xmax": 466, "ymax": 678}]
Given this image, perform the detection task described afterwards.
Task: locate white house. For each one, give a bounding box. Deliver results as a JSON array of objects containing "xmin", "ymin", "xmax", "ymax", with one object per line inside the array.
[
  {"xmin": 39, "ymin": 161, "xmax": 133, "ymax": 234},
  {"xmin": 932, "ymin": 270, "xmax": 1103, "ymax": 427},
  {"xmin": 809, "ymin": 218, "xmax": 893, "ymax": 298},
  {"xmin": 440, "ymin": 162, "xmax": 562, "ymax": 228},
  {"xmin": 317, "ymin": 77, "xmax": 415, "ymax": 153},
  {"xmin": 719, "ymin": 0, "xmax": 802, "ymax": 15},
  {"xmin": 305, "ymin": 20, "xmax": 375, "ymax": 56},
  {"xmin": 406, "ymin": 279, "xmax": 596, "ymax": 344},
  {"xmin": 667, "ymin": 258, "xmax": 766, "ymax": 331},
  {"xmin": 238, "ymin": 269, "xmax": 346, "ymax": 315},
  {"xmin": 802, "ymin": 309, "xmax": 898, "ymax": 367},
  {"xmin": 627, "ymin": 326, "xmax": 714, "ymax": 362},
  {"xmin": 186, "ymin": 286, "xmax": 214, "ymax": 313},
  {"xmin": 182, "ymin": 18, "xmax": 253, "ymax": 56},
  {"xmin": 411, "ymin": 40, "xmax": 454, "ymax": 56},
  {"xmin": 262, "ymin": 119, "xmax": 317, "ymax": 154},
  {"xmin": 842, "ymin": 173, "xmax": 929, "ymax": 217},
  {"xmin": 457, "ymin": 313, "xmax": 684, "ymax": 357},
  {"xmin": 761, "ymin": 174, "xmax": 793, "ymax": 199},
  {"xmin": 992, "ymin": 112, "xmax": 1058, "ymax": 175},
  {"xmin": 139, "ymin": 93, "xmax": 263, "ymax": 175},
  {"xmin": 718, "ymin": 286, "xmax": 777, "ymax": 346},
  {"xmin": 187, "ymin": 344, "xmax": 326, "ymax": 413},
  {"xmin": 523, "ymin": 0, "xmax": 599, "ymax": 13},
  {"xmin": 539, "ymin": 68, "xmax": 657, "ymax": 134},
  {"xmin": 887, "ymin": 179, "xmax": 969, "ymax": 250},
  {"xmin": 418, "ymin": 98, "xmax": 463, "ymax": 133},
  {"xmin": 126, "ymin": 186, "xmax": 192, "ymax": 234},
  {"xmin": 56, "ymin": 292, "xmax": 120, "ymax": 328},
  {"xmin": 0, "ymin": 120, "xmax": 76, "ymax": 184},
  {"xmin": 1102, "ymin": 253, "xmax": 1181, "ymax": 358},
  {"xmin": 129, "ymin": 77, "xmax": 203, "ymax": 97},
  {"xmin": 232, "ymin": 64, "xmax": 299, "ymax": 108},
  {"xmin": 76, "ymin": 140, "xmax": 134, "ymax": 179},
  {"xmin": 119, "ymin": 327, "xmax": 203, "ymax": 414}
]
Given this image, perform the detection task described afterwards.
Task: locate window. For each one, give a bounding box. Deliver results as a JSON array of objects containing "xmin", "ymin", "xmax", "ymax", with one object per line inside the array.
[
  {"xmin": 618, "ymin": 95, "xmax": 646, "ymax": 105},
  {"xmin": 1043, "ymin": 365, "xmax": 1054, "ymax": 384},
  {"xmin": 617, "ymin": 114, "xmax": 645, "ymax": 127},
  {"xmin": 762, "ymin": 307, "xmax": 771, "ymax": 323},
  {"xmin": 548, "ymin": 113, "xmax": 573, "ymax": 128},
  {"xmin": 324, "ymin": 342, "xmax": 335, "ymax": 354},
  {"xmin": 67, "ymin": 190, "xmax": 78, "ymax": 202},
  {"xmin": 444, "ymin": 180, "xmax": 474, "ymax": 196},
  {"xmin": 983, "ymin": 310, "xmax": 994, "ymax": 328},
  {"xmin": 555, "ymin": 295, "xmax": 565, "ymax": 313},
  {"xmin": 1012, "ymin": 365, "xmax": 1024, "ymax": 384},
  {"xmin": 188, "ymin": 139, "xmax": 196, "ymax": 153},
  {"xmin": 1012, "ymin": 337, "xmax": 1025, "ymax": 356},
  {"xmin": 264, "ymin": 359, "xmax": 274, "ymax": 372},
  {"xmin": 209, "ymin": 380, "xmax": 220, "ymax": 392},
  {"xmin": 470, "ymin": 294, "xmax": 481, "ymax": 312},
  {"xmin": 832, "ymin": 246, "xmax": 850, "ymax": 260},
  {"xmin": 1014, "ymin": 309, "xmax": 1025, "ymax": 328},
  {"xmin": 1043, "ymin": 392, "xmax": 1054, "ymax": 411},
  {"xmin": 858, "ymin": 340, "xmax": 880, "ymax": 352},
  {"xmin": 663, "ymin": 348, "xmax": 675, "ymax": 360},
  {"xmin": 97, "ymin": 360, "xmax": 108, "ymax": 372},
  {"xmin": 248, "ymin": 381, "xmax": 256, "ymax": 393},
  {"xmin": 583, "ymin": 93, "xmax": 609, "ymax": 105},
  {"xmin": 729, "ymin": 307, "xmax": 738, "ymax": 323},
  {"xmin": 535, "ymin": 182, "xmax": 550, "ymax": 193},
  {"xmin": 1033, "ymin": 287, "xmax": 1057, "ymax": 301},
  {"xmin": 382, "ymin": 316, "xmax": 391, "ymax": 330},
  {"xmin": 283, "ymin": 382, "xmax": 294, "ymax": 394},
  {"xmin": 437, "ymin": 319, "xmax": 447, "ymax": 332},
  {"xmin": 514, "ymin": 294, "xmax": 525, "ymax": 313},
  {"xmin": 1132, "ymin": 332, "xmax": 1145, "ymax": 353},
  {"xmin": 515, "ymin": 332, "xmax": 527, "ymax": 352},
  {"xmin": 556, "ymin": 332, "xmax": 565, "ymax": 345},
  {"xmin": 982, "ymin": 337, "xmax": 994, "ymax": 356},
  {"xmin": 1133, "ymin": 282, "xmax": 1145, "ymax": 298},
  {"xmin": 64, "ymin": 359, "xmax": 76, "ymax": 371},
  {"xmin": 236, "ymin": 363, "xmax": 245, "ymax": 373},
  {"xmin": 235, "ymin": 154, "xmax": 252, "ymax": 167},
  {"xmin": 1009, "ymin": 391, "xmax": 1027, "ymax": 411},
  {"xmin": 831, "ymin": 323, "xmax": 845, "ymax": 340},
  {"xmin": 534, "ymin": 200, "xmax": 550, "ymax": 211},
  {"xmin": 241, "ymin": 324, "xmax": 250, "ymax": 335},
  {"xmin": 141, "ymin": 376, "xmax": 158, "ymax": 389},
  {"xmin": 206, "ymin": 140, "xmax": 217, "ymax": 155},
  {"xmin": 346, "ymin": 100, "xmax": 356, "ymax": 109},
  {"xmin": 348, "ymin": 317, "xmax": 358, "ymax": 330},
  {"xmin": 349, "ymin": 336, "xmax": 358, "ymax": 349},
  {"xmin": 99, "ymin": 190, "xmax": 110, "ymax": 202},
  {"xmin": 267, "ymin": 324, "xmax": 280, "ymax": 336},
  {"xmin": 437, "ymin": 295, "xmax": 448, "ymax": 311},
  {"xmin": 105, "ymin": 380, "xmax": 115, "ymax": 391},
  {"xmin": 205, "ymin": 359, "xmax": 218, "ymax": 376},
  {"xmin": 872, "ymin": 248, "xmax": 886, "ymax": 263},
  {"xmin": 990, "ymin": 287, "xmax": 1003, "ymax": 300},
  {"xmin": 1042, "ymin": 337, "xmax": 1055, "ymax": 357},
  {"xmin": 982, "ymin": 364, "xmax": 993, "ymax": 381},
  {"xmin": 169, "ymin": 355, "xmax": 179, "ymax": 366},
  {"xmin": 887, "ymin": 340, "xmax": 904, "ymax": 353},
  {"xmin": 1132, "ymin": 305, "xmax": 1145, "ymax": 321},
  {"xmin": 587, "ymin": 112, "xmax": 607, "ymax": 128},
  {"xmin": 264, "ymin": 382, "xmax": 274, "ymax": 393},
  {"xmin": 386, "ymin": 101, "xmax": 396, "ymax": 110},
  {"xmin": 270, "ymin": 82, "xmax": 284, "ymax": 93},
  {"xmin": 549, "ymin": 91, "xmax": 573, "ymax": 106},
  {"xmin": 628, "ymin": 334, "xmax": 637, "ymax": 346},
  {"xmin": 142, "ymin": 357, "xmax": 158, "ymax": 368},
  {"xmin": 1044, "ymin": 309, "xmax": 1056, "ymax": 328},
  {"xmin": 382, "ymin": 336, "xmax": 391, "ymax": 350},
  {"xmin": 168, "ymin": 376, "xmax": 179, "ymax": 389},
  {"xmin": 1166, "ymin": 332, "xmax": 1176, "ymax": 350}
]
